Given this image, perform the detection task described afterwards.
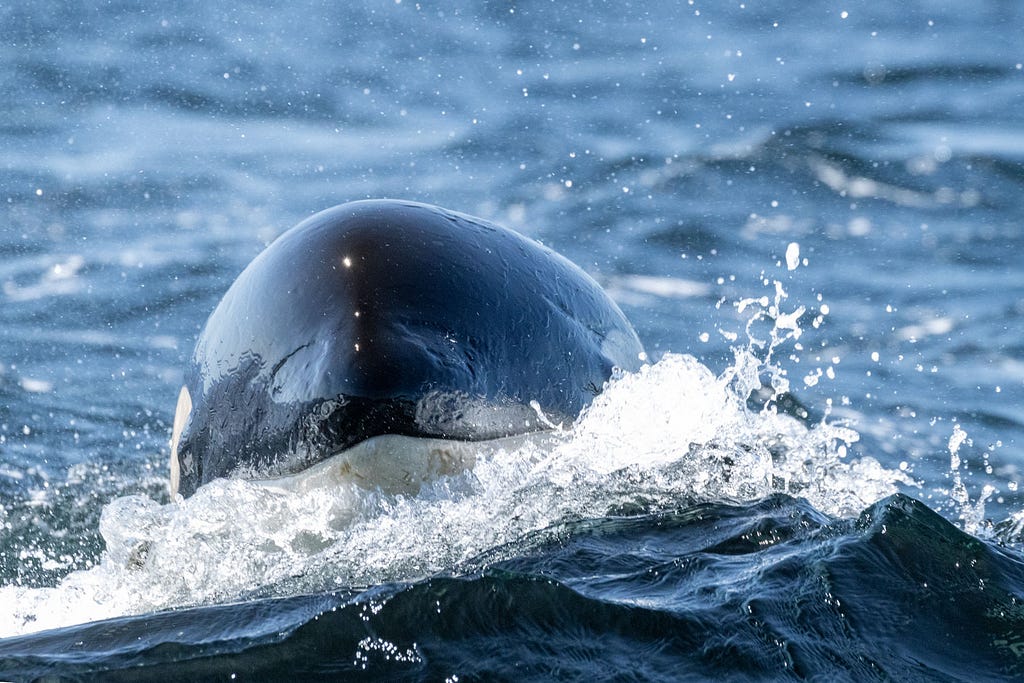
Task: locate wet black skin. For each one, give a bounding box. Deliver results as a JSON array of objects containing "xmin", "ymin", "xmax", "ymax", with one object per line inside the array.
[{"xmin": 174, "ymin": 200, "xmax": 645, "ymax": 497}]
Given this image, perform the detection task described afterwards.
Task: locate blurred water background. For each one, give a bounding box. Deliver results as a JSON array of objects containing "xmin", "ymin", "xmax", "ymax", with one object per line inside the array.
[{"xmin": 1, "ymin": 0, "xmax": 1023, "ymax": 679}]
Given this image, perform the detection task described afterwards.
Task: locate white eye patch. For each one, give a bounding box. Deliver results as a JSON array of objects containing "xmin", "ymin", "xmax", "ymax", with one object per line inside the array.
[{"xmin": 169, "ymin": 385, "xmax": 192, "ymax": 499}]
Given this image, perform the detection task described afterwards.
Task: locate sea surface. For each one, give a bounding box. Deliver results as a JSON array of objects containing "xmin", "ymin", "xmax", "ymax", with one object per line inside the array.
[{"xmin": 1, "ymin": 0, "xmax": 1023, "ymax": 680}]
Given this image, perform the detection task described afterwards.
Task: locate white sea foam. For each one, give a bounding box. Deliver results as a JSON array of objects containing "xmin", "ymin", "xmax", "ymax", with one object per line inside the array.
[{"xmin": 0, "ymin": 281, "xmax": 914, "ymax": 638}]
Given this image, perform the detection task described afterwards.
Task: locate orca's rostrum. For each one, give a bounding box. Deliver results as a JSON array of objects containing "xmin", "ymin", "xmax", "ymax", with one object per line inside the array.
[{"xmin": 170, "ymin": 200, "xmax": 645, "ymax": 498}]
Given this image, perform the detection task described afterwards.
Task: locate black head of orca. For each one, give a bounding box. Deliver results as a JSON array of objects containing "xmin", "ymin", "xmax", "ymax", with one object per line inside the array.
[{"xmin": 170, "ymin": 200, "xmax": 645, "ymax": 497}]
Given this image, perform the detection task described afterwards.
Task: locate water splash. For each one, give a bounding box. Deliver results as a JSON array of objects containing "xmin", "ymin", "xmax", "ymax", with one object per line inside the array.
[
  {"xmin": 947, "ymin": 423, "xmax": 996, "ymax": 536},
  {"xmin": 0, "ymin": 278, "xmax": 914, "ymax": 637}
]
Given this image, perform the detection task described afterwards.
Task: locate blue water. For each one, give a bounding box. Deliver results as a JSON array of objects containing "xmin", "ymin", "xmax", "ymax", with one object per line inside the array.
[{"xmin": 2, "ymin": 0, "xmax": 1023, "ymax": 679}]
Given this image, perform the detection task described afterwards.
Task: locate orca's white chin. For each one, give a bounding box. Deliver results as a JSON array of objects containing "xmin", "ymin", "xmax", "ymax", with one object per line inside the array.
[{"xmin": 255, "ymin": 432, "xmax": 548, "ymax": 496}]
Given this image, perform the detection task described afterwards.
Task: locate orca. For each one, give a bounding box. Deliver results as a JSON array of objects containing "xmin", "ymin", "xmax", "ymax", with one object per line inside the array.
[{"xmin": 170, "ymin": 200, "xmax": 645, "ymax": 498}]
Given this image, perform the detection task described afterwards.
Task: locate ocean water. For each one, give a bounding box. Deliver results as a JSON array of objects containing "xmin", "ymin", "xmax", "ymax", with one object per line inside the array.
[{"xmin": 1, "ymin": 0, "xmax": 1023, "ymax": 679}]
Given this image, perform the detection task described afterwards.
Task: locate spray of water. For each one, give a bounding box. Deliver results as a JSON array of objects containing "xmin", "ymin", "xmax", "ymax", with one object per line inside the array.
[
  {"xmin": 0, "ymin": 277, "xmax": 914, "ymax": 638},
  {"xmin": 946, "ymin": 423, "xmax": 997, "ymax": 536}
]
